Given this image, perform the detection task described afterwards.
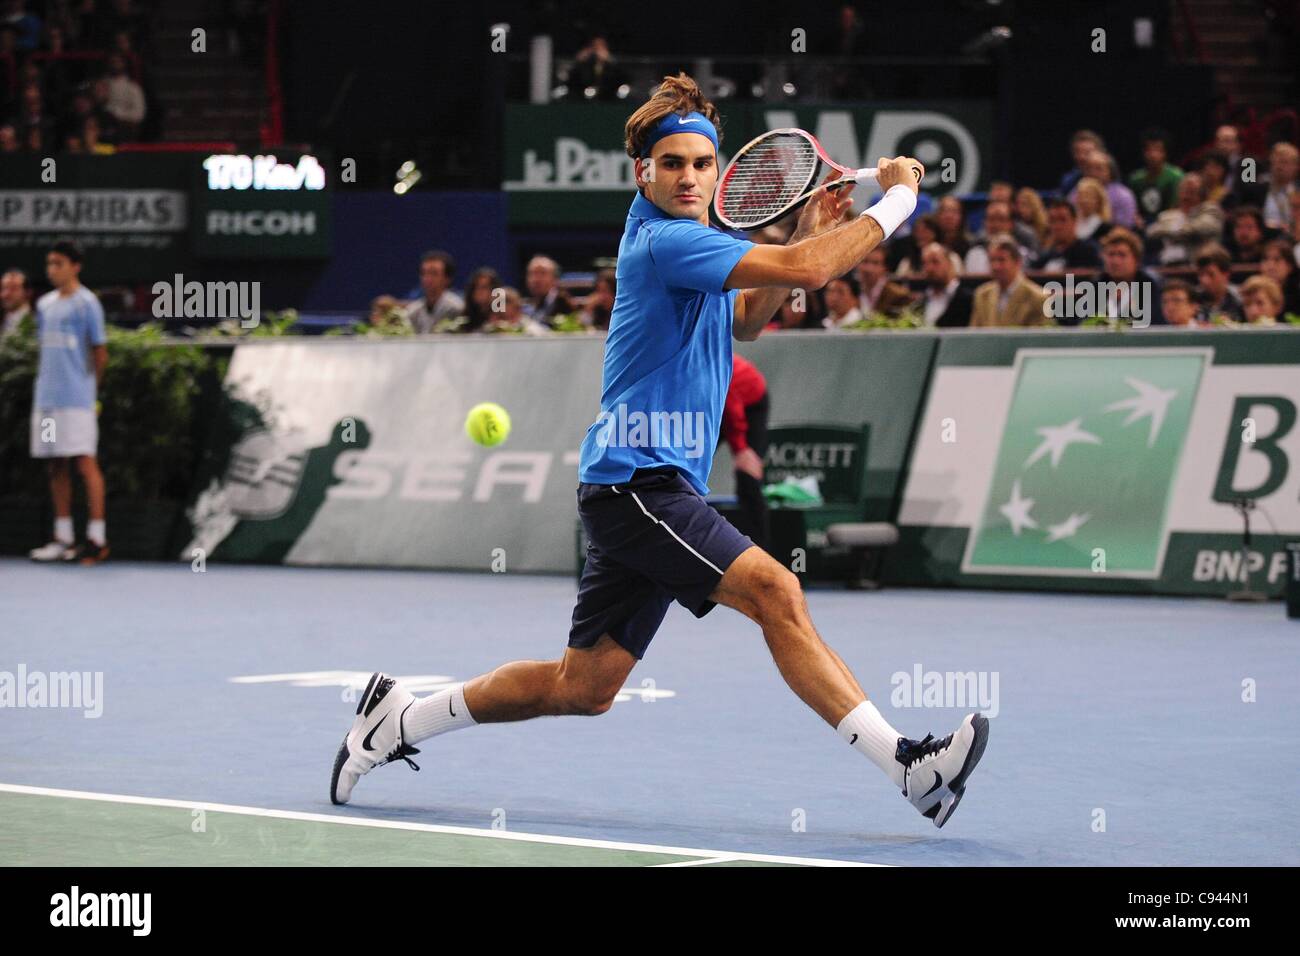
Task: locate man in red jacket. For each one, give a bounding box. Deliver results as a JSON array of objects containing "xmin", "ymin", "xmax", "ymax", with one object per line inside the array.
[{"xmin": 721, "ymin": 354, "xmax": 769, "ymax": 548}]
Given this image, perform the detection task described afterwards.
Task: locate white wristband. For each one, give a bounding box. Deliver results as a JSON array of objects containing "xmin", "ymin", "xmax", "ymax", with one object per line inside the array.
[{"xmin": 863, "ymin": 184, "xmax": 918, "ymax": 241}]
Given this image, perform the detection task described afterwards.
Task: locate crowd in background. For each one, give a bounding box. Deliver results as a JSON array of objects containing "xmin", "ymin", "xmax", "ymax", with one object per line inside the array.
[
  {"xmin": 381, "ymin": 124, "xmax": 1300, "ymax": 336},
  {"xmin": 0, "ymin": 0, "xmax": 152, "ymax": 154}
]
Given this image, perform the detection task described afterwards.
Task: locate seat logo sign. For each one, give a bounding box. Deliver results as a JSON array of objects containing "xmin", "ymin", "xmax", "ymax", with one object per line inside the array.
[{"xmin": 963, "ymin": 348, "xmax": 1209, "ymax": 578}]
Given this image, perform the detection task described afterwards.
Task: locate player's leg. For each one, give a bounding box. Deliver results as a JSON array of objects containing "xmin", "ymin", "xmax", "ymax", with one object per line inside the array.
[
  {"xmin": 68, "ymin": 455, "xmax": 109, "ymax": 562},
  {"xmin": 330, "ymin": 491, "xmax": 668, "ymax": 805},
  {"xmin": 460, "ymin": 633, "xmax": 637, "ymax": 722},
  {"xmin": 710, "ymin": 545, "xmax": 867, "ymax": 725},
  {"xmin": 30, "ymin": 459, "xmax": 75, "ymax": 561},
  {"xmin": 710, "ymin": 545, "xmax": 988, "ymax": 828}
]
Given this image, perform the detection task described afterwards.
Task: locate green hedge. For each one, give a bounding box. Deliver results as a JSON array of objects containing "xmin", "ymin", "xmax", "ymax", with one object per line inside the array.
[{"xmin": 0, "ymin": 320, "xmax": 224, "ymax": 500}]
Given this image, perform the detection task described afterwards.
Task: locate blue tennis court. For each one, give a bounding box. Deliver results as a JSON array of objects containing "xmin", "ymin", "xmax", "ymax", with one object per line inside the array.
[{"xmin": 1, "ymin": 558, "xmax": 1296, "ymax": 866}]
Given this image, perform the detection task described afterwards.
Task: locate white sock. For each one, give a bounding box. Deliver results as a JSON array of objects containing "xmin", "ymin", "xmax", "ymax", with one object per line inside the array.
[
  {"xmin": 837, "ymin": 700, "xmax": 907, "ymax": 788},
  {"xmin": 401, "ymin": 683, "xmax": 477, "ymax": 745},
  {"xmin": 87, "ymin": 519, "xmax": 106, "ymax": 546},
  {"xmin": 54, "ymin": 516, "xmax": 74, "ymax": 544}
]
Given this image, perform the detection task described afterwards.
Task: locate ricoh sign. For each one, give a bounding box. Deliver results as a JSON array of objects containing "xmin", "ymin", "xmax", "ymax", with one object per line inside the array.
[{"xmin": 193, "ymin": 152, "xmax": 331, "ymax": 258}]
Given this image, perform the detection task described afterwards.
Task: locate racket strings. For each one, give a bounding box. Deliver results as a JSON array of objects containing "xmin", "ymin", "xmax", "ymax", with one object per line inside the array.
[{"xmin": 718, "ymin": 134, "xmax": 818, "ymax": 227}]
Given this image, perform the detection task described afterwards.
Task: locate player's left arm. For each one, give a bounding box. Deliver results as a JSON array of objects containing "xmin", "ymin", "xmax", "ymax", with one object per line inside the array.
[{"xmin": 732, "ymin": 173, "xmax": 856, "ymax": 341}]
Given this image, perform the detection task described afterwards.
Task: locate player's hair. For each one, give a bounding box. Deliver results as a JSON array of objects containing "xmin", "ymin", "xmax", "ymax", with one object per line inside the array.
[
  {"xmin": 420, "ymin": 249, "xmax": 456, "ymax": 280},
  {"xmin": 623, "ymin": 72, "xmax": 723, "ymax": 160},
  {"xmin": 1101, "ymin": 227, "xmax": 1143, "ymax": 259},
  {"xmin": 1161, "ymin": 278, "xmax": 1194, "ymax": 300},
  {"xmin": 48, "ymin": 238, "xmax": 83, "ymax": 264}
]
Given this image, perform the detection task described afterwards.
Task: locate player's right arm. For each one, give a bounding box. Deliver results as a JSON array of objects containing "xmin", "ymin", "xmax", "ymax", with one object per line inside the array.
[{"xmin": 724, "ymin": 156, "xmax": 923, "ymax": 291}]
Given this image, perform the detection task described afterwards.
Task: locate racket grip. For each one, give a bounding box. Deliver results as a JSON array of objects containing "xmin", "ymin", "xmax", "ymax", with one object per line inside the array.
[{"xmin": 851, "ymin": 165, "xmax": 924, "ymax": 184}]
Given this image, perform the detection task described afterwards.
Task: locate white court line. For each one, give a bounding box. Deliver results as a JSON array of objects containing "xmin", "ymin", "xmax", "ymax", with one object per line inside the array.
[
  {"xmin": 652, "ymin": 855, "xmax": 741, "ymax": 867},
  {"xmin": 0, "ymin": 783, "xmax": 887, "ymax": 868}
]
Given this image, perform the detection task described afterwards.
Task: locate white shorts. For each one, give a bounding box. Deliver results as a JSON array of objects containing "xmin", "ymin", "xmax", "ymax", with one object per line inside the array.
[{"xmin": 30, "ymin": 406, "xmax": 98, "ymax": 458}]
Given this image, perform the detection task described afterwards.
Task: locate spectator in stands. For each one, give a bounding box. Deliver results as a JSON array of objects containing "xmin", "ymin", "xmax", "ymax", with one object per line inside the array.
[
  {"xmin": 80, "ymin": 113, "xmax": 111, "ymax": 154},
  {"xmin": 855, "ymin": 248, "xmax": 912, "ymax": 317},
  {"xmin": 919, "ymin": 242, "xmax": 972, "ymax": 327},
  {"xmin": 404, "ymin": 250, "xmax": 464, "ymax": 334},
  {"xmin": 1160, "ymin": 279, "xmax": 1203, "ymax": 328},
  {"xmin": 1291, "ymin": 191, "xmax": 1300, "ymax": 260},
  {"xmin": 821, "ymin": 274, "xmax": 863, "ymax": 329},
  {"xmin": 1073, "ymin": 177, "xmax": 1112, "ymax": 242},
  {"xmin": 1059, "ymin": 129, "xmax": 1104, "ymax": 194},
  {"xmin": 1196, "ymin": 150, "xmax": 1232, "ymax": 208},
  {"xmin": 102, "ymin": 52, "xmax": 143, "ymax": 140},
  {"xmin": 89, "ymin": 76, "xmax": 119, "ymax": 142},
  {"xmin": 569, "ymin": 33, "xmax": 624, "ymax": 100},
  {"xmin": 1033, "ymin": 199, "xmax": 1103, "ymax": 272},
  {"xmin": 964, "ymin": 200, "xmax": 1030, "ymax": 274},
  {"xmin": 1, "ymin": 266, "xmax": 33, "ymax": 336},
  {"xmin": 17, "ymin": 82, "xmax": 53, "ymax": 147},
  {"xmin": 459, "ymin": 266, "xmax": 501, "ymax": 333},
  {"xmin": 1014, "ymin": 187, "xmax": 1050, "ymax": 251},
  {"xmin": 523, "ymin": 255, "xmax": 574, "ymax": 326},
  {"xmin": 1262, "ymin": 141, "xmax": 1298, "ymax": 232},
  {"xmin": 1215, "ymin": 125, "xmax": 1243, "ymax": 177},
  {"xmin": 1099, "ymin": 228, "xmax": 1164, "ymax": 325},
  {"xmin": 0, "ymin": 122, "xmax": 16, "ymax": 152},
  {"xmin": 1260, "ymin": 238, "xmax": 1300, "ymax": 316},
  {"xmin": 1145, "ymin": 172, "xmax": 1224, "ymax": 266},
  {"xmin": 1077, "ymin": 151, "xmax": 1139, "ymax": 228},
  {"xmin": 1129, "ymin": 128, "xmax": 1183, "ymax": 220},
  {"xmin": 367, "ymin": 294, "xmax": 413, "ymax": 333},
  {"xmin": 486, "ymin": 286, "xmax": 549, "ymax": 335},
  {"xmin": 769, "ymin": 288, "xmax": 822, "ymax": 331},
  {"xmin": 1240, "ymin": 274, "xmax": 1285, "ymax": 324},
  {"xmin": 934, "ymin": 195, "xmax": 973, "ymax": 259},
  {"xmin": 890, "ymin": 213, "xmax": 943, "ymax": 276},
  {"xmin": 580, "ymin": 268, "xmax": 616, "ymax": 330},
  {"xmin": 971, "ymin": 238, "xmax": 1050, "ymax": 328},
  {"xmin": 987, "ymin": 181, "xmax": 1014, "ymax": 206},
  {"xmin": 1225, "ymin": 206, "xmax": 1268, "ymax": 263},
  {"xmin": 1194, "ymin": 243, "xmax": 1245, "ymax": 324},
  {"xmin": 2, "ymin": 0, "xmax": 40, "ymax": 51}
]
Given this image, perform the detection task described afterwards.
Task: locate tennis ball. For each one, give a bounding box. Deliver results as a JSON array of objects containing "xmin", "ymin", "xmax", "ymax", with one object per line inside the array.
[{"xmin": 465, "ymin": 402, "xmax": 511, "ymax": 447}]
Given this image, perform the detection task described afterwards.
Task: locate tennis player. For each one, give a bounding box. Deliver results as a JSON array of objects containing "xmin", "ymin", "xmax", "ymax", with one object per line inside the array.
[{"xmin": 332, "ymin": 74, "xmax": 989, "ymax": 829}]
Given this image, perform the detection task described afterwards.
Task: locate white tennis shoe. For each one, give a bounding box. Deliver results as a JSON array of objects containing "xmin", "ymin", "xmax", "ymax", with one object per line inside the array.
[
  {"xmin": 330, "ymin": 672, "xmax": 420, "ymax": 805},
  {"xmin": 896, "ymin": 713, "xmax": 989, "ymax": 828}
]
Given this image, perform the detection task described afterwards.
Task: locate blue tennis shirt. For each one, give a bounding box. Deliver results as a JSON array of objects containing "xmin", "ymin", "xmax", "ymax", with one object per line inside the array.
[
  {"xmin": 34, "ymin": 286, "xmax": 106, "ymax": 410},
  {"xmin": 579, "ymin": 192, "xmax": 754, "ymax": 495}
]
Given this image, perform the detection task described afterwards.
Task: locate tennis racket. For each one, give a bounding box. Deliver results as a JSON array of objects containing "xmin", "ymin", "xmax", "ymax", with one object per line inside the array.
[{"xmin": 713, "ymin": 127, "xmax": 922, "ymax": 231}]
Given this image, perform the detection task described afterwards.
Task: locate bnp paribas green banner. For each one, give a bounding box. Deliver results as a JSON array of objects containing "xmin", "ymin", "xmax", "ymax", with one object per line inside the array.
[
  {"xmin": 503, "ymin": 101, "xmax": 992, "ymax": 226},
  {"xmin": 892, "ymin": 331, "xmax": 1300, "ymax": 597}
]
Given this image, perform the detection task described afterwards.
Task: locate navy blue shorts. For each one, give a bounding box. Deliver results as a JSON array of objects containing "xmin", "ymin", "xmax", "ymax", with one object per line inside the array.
[{"xmin": 568, "ymin": 468, "xmax": 754, "ymax": 660}]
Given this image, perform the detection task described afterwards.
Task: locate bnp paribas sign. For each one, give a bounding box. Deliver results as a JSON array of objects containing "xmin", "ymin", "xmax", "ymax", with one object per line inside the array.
[
  {"xmin": 503, "ymin": 101, "xmax": 991, "ymax": 226},
  {"xmin": 895, "ymin": 333, "xmax": 1300, "ymax": 597}
]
